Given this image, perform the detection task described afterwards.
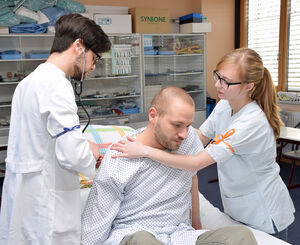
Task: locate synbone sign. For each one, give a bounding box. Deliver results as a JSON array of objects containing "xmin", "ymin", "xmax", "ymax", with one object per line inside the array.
[{"xmin": 140, "ymin": 16, "xmax": 166, "ymax": 24}]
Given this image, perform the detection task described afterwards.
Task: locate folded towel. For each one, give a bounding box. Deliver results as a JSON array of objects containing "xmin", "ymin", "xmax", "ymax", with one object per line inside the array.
[{"xmin": 9, "ymin": 23, "xmax": 48, "ymax": 33}]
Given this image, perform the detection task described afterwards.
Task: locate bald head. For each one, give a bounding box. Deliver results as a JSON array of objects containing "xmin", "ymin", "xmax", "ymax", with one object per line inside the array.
[{"xmin": 150, "ymin": 86, "xmax": 195, "ymax": 116}]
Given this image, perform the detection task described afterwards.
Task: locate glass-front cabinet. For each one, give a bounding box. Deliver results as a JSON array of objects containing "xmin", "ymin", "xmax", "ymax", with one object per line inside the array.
[
  {"xmin": 0, "ymin": 33, "xmax": 143, "ymax": 134},
  {"xmin": 142, "ymin": 34, "xmax": 206, "ymax": 112},
  {"xmin": 0, "ymin": 33, "xmax": 206, "ymax": 135},
  {"xmin": 0, "ymin": 34, "xmax": 54, "ymax": 131},
  {"xmin": 75, "ymin": 34, "xmax": 143, "ymax": 124}
]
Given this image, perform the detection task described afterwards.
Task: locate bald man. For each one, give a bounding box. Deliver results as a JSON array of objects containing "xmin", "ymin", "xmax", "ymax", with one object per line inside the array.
[{"xmin": 81, "ymin": 87, "xmax": 257, "ymax": 245}]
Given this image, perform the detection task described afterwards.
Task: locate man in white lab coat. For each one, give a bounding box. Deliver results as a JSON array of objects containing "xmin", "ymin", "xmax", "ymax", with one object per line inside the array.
[{"xmin": 0, "ymin": 14, "xmax": 111, "ymax": 245}]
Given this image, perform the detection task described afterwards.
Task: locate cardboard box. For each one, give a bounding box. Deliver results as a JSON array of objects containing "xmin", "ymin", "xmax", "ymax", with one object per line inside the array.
[
  {"xmin": 94, "ymin": 14, "xmax": 132, "ymax": 33},
  {"xmin": 129, "ymin": 8, "xmax": 170, "ymax": 33},
  {"xmin": 86, "ymin": 5, "xmax": 129, "ymax": 15},
  {"xmin": 0, "ymin": 27, "xmax": 9, "ymax": 34},
  {"xmin": 180, "ymin": 22, "xmax": 212, "ymax": 34}
]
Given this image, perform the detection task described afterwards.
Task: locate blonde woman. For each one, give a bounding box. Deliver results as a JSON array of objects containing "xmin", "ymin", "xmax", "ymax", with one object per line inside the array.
[{"xmin": 112, "ymin": 48, "xmax": 295, "ymax": 242}]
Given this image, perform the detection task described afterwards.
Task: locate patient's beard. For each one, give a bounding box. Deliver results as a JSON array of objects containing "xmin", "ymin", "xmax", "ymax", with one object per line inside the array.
[{"xmin": 154, "ymin": 120, "xmax": 180, "ymax": 151}]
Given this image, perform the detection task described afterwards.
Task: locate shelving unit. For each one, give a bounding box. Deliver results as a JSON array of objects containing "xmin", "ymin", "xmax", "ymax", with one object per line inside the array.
[
  {"xmin": 0, "ymin": 34, "xmax": 53, "ymax": 130},
  {"xmin": 74, "ymin": 33, "xmax": 143, "ymax": 124},
  {"xmin": 142, "ymin": 34, "xmax": 206, "ymax": 112},
  {"xmin": 0, "ymin": 33, "xmax": 144, "ymax": 131},
  {"xmin": 0, "ymin": 33, "xmax": 207, "ymax": 134}
]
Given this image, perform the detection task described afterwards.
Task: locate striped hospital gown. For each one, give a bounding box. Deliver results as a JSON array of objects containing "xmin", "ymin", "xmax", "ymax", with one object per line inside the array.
[{"xmin": 82, "ymin": 126, "xmax": 207, "ymax": 245}]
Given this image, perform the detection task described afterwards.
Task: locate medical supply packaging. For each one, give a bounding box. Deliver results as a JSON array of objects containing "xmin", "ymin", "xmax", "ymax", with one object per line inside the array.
[
  {"xmin": 94, "ymin": 14, "xmax": 132, "ymax": 33},
  {"xmin": 179, "ymin": 13, "xmax": 211, "ymax": 34},
  {"xmin": 129, "ymin": 8, "xmax": 170, "ymax": 33}
]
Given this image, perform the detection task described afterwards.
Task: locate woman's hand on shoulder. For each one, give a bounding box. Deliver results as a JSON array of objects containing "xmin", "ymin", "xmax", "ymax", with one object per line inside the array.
[{"xmin": 111, "ymin": 136, "xmax": 149, "ymax": 159}]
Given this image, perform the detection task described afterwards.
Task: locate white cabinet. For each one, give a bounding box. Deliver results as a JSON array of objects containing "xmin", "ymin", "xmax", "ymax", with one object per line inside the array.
[
  {"xmin": 0, "ymin": 33, "xmax": 144, "ymax": 131},
  {"xmin": 142, "ymin": 34, "xmax": 206, "ymax": 112}
]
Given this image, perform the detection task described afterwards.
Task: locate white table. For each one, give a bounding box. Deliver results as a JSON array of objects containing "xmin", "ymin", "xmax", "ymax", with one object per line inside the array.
[
  {"xmin": 277, "ymin": 126, "xmax": 300, "ymax": 189},
  {"xmin": 279, "ymin": 126, "xmax": 300, "ymax": 143}
]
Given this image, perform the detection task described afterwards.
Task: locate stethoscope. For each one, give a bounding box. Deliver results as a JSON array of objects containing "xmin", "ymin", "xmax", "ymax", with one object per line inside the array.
[{"xmin": 72, "ymin": 50, "xmax": 90, "ymax": 133}]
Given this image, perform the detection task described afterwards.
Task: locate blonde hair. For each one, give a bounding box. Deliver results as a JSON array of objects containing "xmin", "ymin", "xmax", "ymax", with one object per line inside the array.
[
  {"xmin": 216, "ymin": 48, "xmax": 283, "ymax": 139},
  {"xmin": 151, "ymin": 86, "xmax": 195, "ymax": 116}
]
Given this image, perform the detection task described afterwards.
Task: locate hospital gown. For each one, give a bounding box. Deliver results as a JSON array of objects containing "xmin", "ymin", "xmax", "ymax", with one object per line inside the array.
[
  {"xmin": 200, "ymin": 99, "xmax": 295, "ymax": 233},
  {"xmin": 82, "ymin": 127, "xmax": 207, "ymax": 245}
]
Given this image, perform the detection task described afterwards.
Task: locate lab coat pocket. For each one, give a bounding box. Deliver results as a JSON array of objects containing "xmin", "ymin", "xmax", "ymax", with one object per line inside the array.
[
  {"xmin": 223, "ymin": 191, "xmax": 266, "ymax": 229},
  {"xmin": 52, "ymin": 189, "xmax": 81, "ymax": 238}
]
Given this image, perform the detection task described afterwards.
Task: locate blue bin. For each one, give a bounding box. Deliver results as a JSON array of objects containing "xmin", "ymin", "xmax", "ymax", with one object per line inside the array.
[
  {"xmin": 112, "ymin": 107, "xmax": 140, "ymax": 115},
  {"xmin": 0, "ymin": 50, "xmax": 22, "ymax": 59},
  {"xmin": 26, "ymin": 52, "xmax": 50, "ymax": 59}
]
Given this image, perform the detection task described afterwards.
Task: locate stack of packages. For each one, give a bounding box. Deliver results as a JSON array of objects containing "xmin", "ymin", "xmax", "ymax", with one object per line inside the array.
[
  {"xmin": 0, "ymin": 0, "xmax": 85, "ymax": 34},
  {"xmin": 179, "ymin": 13, "xmax": 211, "ymax": 34}
]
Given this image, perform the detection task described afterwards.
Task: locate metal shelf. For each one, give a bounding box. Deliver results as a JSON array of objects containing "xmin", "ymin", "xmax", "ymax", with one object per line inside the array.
[
  {"xmin": 0, "ymin": 104, "xmax": 12, "ymax": 108},
  {"xmin": 80, "ymin": 95, "xmax": 140, "ymax": 101},
  {"xmin": 145, "ymin": 71, "xmax": 203, "ymax": 77},
  {"xmin": 79, "ymin": 114, "xmax": 130, "ymax": 123},
  {"xmin": 86, "ymin": 75, "xmax": 139, "ymax": 80},
  {"xmin": 0, "ymin": 58, "xmax": 47, "ymax": 62},
  {"xmin": 169, "ymin": 71, "xmax": 203, "ymax": 76},
  {"xmin": 144, "ymin": 53, "xmax": 204, "ymax": 58},
  {"xmin": 0, "ymin": 81, "xmax": 19, "ymax": 85},
  {"xmin": 0, "ymin": 33, "xmax": 54, "ymax": 37},
  {"xmin": 186, "ymin": 89, "xmax": 204, "ymax": 94},
  {"xmin": 278, "ymin": 101, "xmax": 300, "ymax": 105}
]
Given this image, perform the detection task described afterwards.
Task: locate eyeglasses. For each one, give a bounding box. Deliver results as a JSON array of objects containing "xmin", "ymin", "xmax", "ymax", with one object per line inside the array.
[
  {"xmin": 213, "ymin": 70, "xmax": 242, "ymax": 89},
  {"xmin": 91, "ymin": 49, "xmax": 102, "ymax": 65}
]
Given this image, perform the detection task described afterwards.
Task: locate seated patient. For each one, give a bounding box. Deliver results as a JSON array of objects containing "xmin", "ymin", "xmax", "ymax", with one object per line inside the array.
[{"xmin": 81, "ymin": 87, "xmax": 257, "ymax": 245}]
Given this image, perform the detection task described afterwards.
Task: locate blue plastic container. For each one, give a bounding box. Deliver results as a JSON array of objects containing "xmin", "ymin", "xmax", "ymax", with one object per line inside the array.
[
  {"xmin": 0, "ymin": 53, "xmax": 22, "ymax": 59},
  {"xmin": 26, "ymin": 52, "xmax": 50, "ymax": 59},
  {"xmin": 0, "ymin": 50, "xmax": 22, "ymax": 59},
  {"xmin": 112, "ymin": 107, "xmax": 140, "ymax": 115},
  {"xmin": 144, "ymin": 50, "xmax": 158, "ymax": 55},
  {"xmin": 179, "ymin": 13, "xmax": 203, "ymax": 24},
  {"xmin": 158, "ymin": 50, "xmax": 174, "ymax": 55},
  {"xmin": 122, "ymin": 107, "xmax": 139, "ymax": 114}
]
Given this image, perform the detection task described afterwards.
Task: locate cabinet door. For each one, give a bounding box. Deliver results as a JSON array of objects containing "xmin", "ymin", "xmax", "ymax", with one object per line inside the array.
[
  {"xmin": 74, "ymin": 34, "xmax": 143, "ymax": 124},
  {"xmin": 143, "ymin": 34, "xmax": 206, "ymax": 111},
  {"xmin": 0, "ymin": 34, "xmax": 54, "ymax": 129}
]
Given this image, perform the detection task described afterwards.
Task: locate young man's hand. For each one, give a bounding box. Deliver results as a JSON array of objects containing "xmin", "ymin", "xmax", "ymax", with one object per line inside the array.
[
  {"xmin": 96, "ymin": 154, "xmax": 104, "ymax": 168},
  {"xmin": 88, "ymin": 141, "xmax": 101, "ymax": 160}
]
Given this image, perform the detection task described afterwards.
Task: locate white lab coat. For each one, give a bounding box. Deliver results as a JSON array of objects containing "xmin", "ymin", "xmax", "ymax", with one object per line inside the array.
[
  {"xmin": 0, "ymin": 62, "xmax": 96, "ymax": 244},
  {"xmin": 200, "ymin": 100, "xmax": 295, "ymax": 234}
]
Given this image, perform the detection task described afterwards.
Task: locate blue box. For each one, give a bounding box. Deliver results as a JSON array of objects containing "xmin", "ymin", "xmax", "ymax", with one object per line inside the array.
[
  {"xmin": 179, "ymin": 13, "xmax": 203, "ymax": 24},
  {"xmin": 122, "ymin": 107, "xmax": 139, "ymax": 114},
  {"xmin": 0, "ymin": 54, "xmax": 22, "ymax": 59},
  {"xmin": 26, "ymin": 52, "xmax": 50, "ymax": 59},
  {"xmin": 158, "ymin": 50, "xmax": 174, "ymax": 55},
  {"xmin": 144, "ymin": 50, "xmax": 158, "ymax": 55},
  {"xmin": 0, "ymin": 53, "xmax": 22, "ymax": 59},
  {"xmin": 112, "ymin": 107, "xmax": 140, "ymax": 115},
  {"xmin": 0, "ymin": 50, "xmax": 22, "ymax": 59}
]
